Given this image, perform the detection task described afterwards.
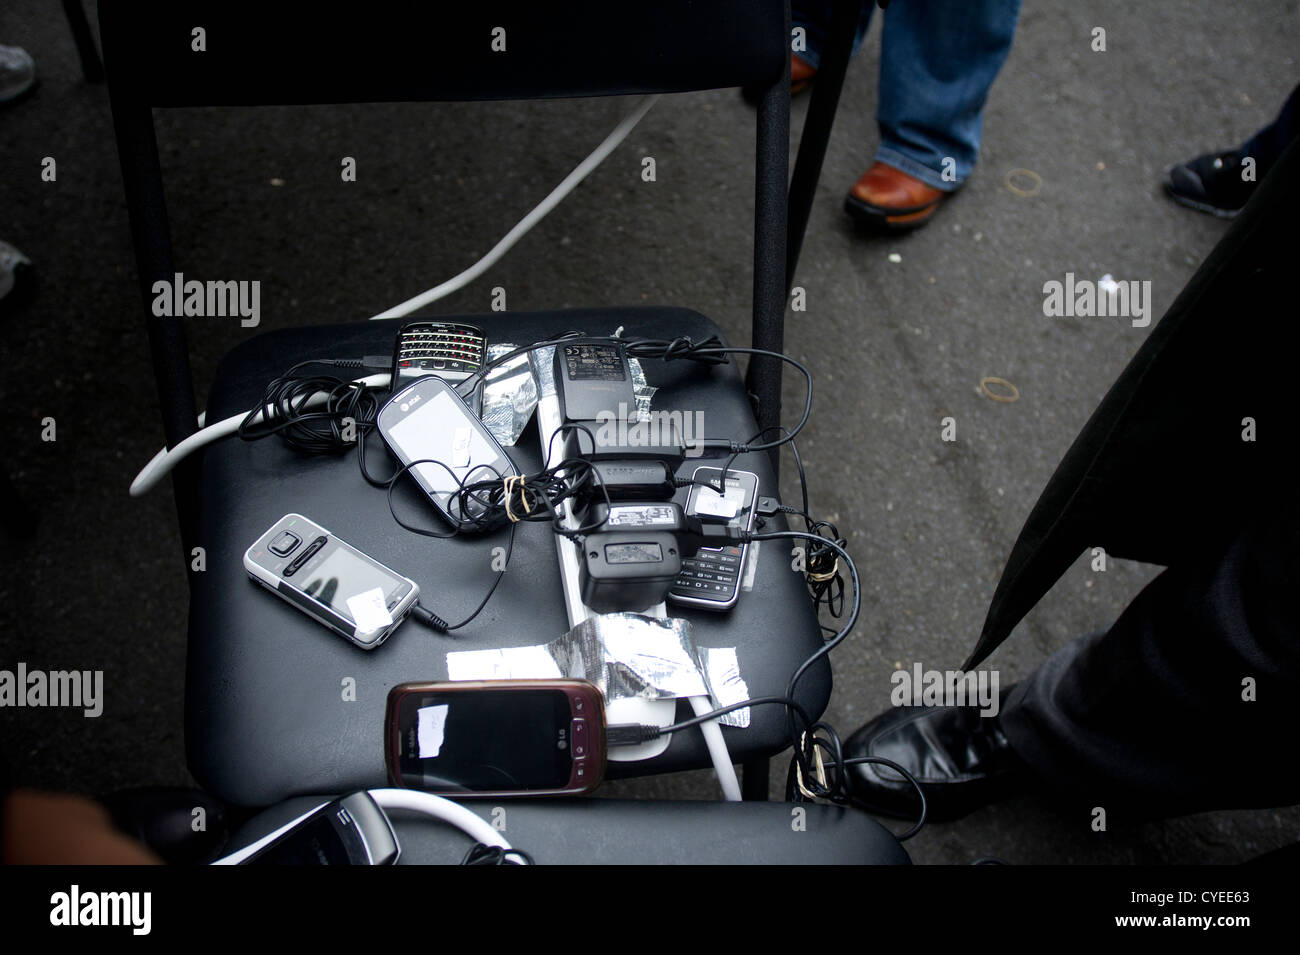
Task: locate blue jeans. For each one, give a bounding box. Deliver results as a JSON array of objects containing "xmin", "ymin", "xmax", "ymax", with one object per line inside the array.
[{"xmin": 793, "ymin": 0, "xmax": 1021, "ymax": 190}]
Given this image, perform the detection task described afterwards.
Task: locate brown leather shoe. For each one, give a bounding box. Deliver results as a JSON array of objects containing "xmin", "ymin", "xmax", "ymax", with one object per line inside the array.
[
  {"xmin": 844, "ymin": 161, "xmax": 946, "ymax": 231},
  {"xmin": 791, "ymin": 54, "xmax": 815, "ymax": 95}
]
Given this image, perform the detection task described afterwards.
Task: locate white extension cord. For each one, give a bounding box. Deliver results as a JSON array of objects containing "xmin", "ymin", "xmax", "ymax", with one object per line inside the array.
[
  {"xmin": 691, "ymin": 695, "xmax": 743, "ymax": 801},
  {"xmin": 129, "ymin": 373, "xmax": 391, "ymax": 495},
  {"xmin": 368, "ymin": 787, "xmax": 512, "ymax": 852},
  {"xmin": 368, "ymin": 95, "xmax": 658, "ymax": 321},
  {"xmin": 211, "ymin": 787, "xmax": 512, "ymax": 865}
]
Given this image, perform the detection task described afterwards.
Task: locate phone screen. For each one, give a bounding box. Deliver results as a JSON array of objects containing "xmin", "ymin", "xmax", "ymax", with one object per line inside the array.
[
  {"xmin": 396, "ymin": 689, "xmax": 574, "ymax": 792},
  {"xmin": 246, "ymin": 813, "xmax": 356, "ymax": 865},
  {"xmin": 689, "ymin": 470, "xmax": 756, "ymax": 529},
  {"xmin": 300, "ymin": 545, "xmax": 408, "ymax": 619},
  {"xmin": 382, "ymin": 382, "xmax": 513, "ymax": 512}
]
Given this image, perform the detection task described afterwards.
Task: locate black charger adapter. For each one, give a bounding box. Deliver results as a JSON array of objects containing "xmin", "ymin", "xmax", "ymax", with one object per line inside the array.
[{"xmin": 554, "ymin": 339, "xmax": 684, "ymax": 463}]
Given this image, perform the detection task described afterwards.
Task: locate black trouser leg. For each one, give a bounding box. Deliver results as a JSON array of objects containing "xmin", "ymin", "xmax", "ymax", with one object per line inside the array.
[
  {"xmin": 1243, "ymin": 83, "xmax": 1300, "ymax": 178},
  {"xmin": 1000, "ymin": 502, "xmax": 1300, "ymax": 817}
]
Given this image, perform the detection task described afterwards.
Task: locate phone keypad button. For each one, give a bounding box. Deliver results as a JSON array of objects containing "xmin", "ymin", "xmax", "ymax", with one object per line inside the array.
[
  {"xmin": 269, "ymin": 530, "xmax": 301, "ymax": 557},
  {"xmin": 670, "ymin": 546, "xmax": 741, "ymax": 603},
  {"xmin": 284, "ymin": 536, "xmax": 327, "ymax": 577}
]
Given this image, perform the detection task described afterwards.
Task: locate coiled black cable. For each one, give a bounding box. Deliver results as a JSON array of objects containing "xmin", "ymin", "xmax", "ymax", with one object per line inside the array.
[{"xmin": 237, "ymin": 360, "xmax": 381, "ymax": 454}]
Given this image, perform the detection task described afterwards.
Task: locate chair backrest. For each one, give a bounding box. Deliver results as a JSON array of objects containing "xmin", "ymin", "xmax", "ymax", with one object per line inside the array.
[
  {"xmin": 100, "ymin": 0, "xmax": 791, "ymax": 549},
  {"xmin": 101, "ymin": 4, "xmax": 787, "ymax": 106}
]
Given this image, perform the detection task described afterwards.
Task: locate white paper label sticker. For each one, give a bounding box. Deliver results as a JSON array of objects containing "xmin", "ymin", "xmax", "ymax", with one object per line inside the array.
[
  {"xmin": 741, "ymin": 540, "xmax": 760, "ymax": 591},
  {"xmin": 445, "ymin": 645, "xmax": 561, "ymax": 682},
  {"xmin": 417, "ymin": 704, "xmax": 450, "ymax": 758},
  {"xmin": 608, "ymin": 505, "xmax": 677, "ymax": 527},
  {"xmin": 346, "ymin": 587, "xmax": 393, "ymax": 632}
]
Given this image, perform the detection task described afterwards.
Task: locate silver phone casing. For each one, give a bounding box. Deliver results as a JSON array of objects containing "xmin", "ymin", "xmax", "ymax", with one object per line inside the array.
[{"xmin": 243, "ymin": 514, "xmax": 419, "ymax": 650}]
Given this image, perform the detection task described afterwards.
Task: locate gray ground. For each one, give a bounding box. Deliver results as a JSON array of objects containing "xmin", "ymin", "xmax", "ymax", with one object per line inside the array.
[{"xmin": 2, "ymin": 1, "xmax": 1297, "ymax": 864}]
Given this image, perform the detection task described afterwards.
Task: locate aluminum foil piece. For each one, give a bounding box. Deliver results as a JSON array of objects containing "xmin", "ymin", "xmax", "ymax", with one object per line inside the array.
[
  {"xmin": 446, "ymin": 613, "xmax": 727, "ymax": 704},
  {"xmin": 627, "ymin": 357, "xmax": 657, "ymax": 423},
  {"xmin": 528, "ymin": 344, "xmax": 558, "ymax": 399},
  {"xmin": 479, "ymin": 343, "xmax": 538, "ymax": 447},
  {"xmin": 577, "ymin": 614, "xmax": 709, "ymax": 701}
]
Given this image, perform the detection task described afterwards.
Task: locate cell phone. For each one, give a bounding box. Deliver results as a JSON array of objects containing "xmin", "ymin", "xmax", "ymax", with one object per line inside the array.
[
  {"xmin": 377, "ymin": 375, "xmax": 517, "ymax": 527},
  {"xmin": 215, "ymin": 792, "xmax": 399, "ymax": 865},
  {"xmin": 385, "ymin": 680, "xmax": 606, "ymax": 798},
  {"xmin": 668, "ymin": 466, "xmax": 759, "ymax": 611},
  {"xmin": 244, "ymin": 513, "xmax": 420, "ymax": 650},
  {"xmin": 392, "ymin": 320, "xmax": 487, "ymax": 413}
]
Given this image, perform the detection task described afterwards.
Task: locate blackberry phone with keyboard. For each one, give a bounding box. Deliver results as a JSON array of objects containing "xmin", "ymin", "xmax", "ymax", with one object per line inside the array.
[{"xmin": 392, "ymin": 320, "xmax": 486, "ymax": 413}]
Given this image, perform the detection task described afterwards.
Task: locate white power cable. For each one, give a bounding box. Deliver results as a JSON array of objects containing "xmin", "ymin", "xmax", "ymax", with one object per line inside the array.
[
  {"xmin": 690, "ymin": 695, "xmax": 743, "ymax": 801},
  {"xmin": 211, "ymin": 788, "xmax": 513, "ymax": 865},
  {"xmin": 129, "ymin": 373, "xmax": 391, "ymax": 496},
  {"xmin": 368, "ymin": 94, "xmax": 659, "ymax": 320},
  {"xmin": 367, "ymin": 787, "xmax": 512, "ymax": 852}
]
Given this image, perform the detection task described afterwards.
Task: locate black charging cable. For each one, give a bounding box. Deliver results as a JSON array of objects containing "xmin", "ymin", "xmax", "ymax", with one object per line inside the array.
[
  {"xmin": 236, "ymin": 347, "xmax": 915, "ymax": 831},
  {"xmin": 459, "ymin": 332, "xmax": 816, "ymax": 458},
  {"xmin": 237, "ymin": 357, "xmax": 391, "ymax": 453},
  {"xmin": 605, "ymin": 526, "xmax": 927, "ymax": 842},
  {"xmin": 461, "ymin": 843, "xmax": 535, "ymax": 865},
  {"xmin": 606, "ymin": 689, "xmax": 928, "ymax": 841}
]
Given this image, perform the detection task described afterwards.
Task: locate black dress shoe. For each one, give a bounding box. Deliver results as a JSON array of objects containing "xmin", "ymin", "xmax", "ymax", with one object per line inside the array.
[
  {"xmin": 1163, "ymin": 149, "xmax": 1258, "ymax": 218},
  {"xmin": 843, "ymin": 697, "xmax": 1024, "ymax": 822}
]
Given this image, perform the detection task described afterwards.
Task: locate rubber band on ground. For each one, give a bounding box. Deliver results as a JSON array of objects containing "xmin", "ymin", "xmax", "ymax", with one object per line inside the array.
[
  {"xmin": 1004, "ymin": 168, "xmax": 1042, "ymax": 198},
  {"xmin": 980, "ymin": 377, "xmax": 1020, "ymax": 403}
]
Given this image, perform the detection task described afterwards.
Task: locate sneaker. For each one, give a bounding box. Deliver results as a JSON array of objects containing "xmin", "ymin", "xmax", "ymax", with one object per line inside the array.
[
  {"xmin": 1163, "ymin": 149, "xmax": 1258, "ymax": 218},
  {"xmin": 0, "ymin": 45, "xmax": 36, "ymax": 103}
]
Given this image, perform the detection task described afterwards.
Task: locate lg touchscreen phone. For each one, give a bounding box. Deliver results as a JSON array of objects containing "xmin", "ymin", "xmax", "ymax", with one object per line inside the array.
[{"xmin": 385, "ymin": 680, "xmax": 606, "ymax": 797}]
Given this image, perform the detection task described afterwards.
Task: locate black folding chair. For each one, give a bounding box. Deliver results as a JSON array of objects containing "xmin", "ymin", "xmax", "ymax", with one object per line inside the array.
[{"xmin": 99, "ymin": 1, "xmax": 897, "ymax": 862}]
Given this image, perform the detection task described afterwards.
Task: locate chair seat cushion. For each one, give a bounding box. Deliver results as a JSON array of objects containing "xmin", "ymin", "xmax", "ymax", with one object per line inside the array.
[{"xmin": 189, "ymin": 306, "xmax": 829, "ymax": 806}]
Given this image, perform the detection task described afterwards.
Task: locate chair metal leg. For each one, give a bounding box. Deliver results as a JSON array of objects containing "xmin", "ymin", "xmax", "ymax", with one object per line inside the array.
[
  {"xmin": 745, "ymin": 21, "xmax": 791, "ymax": 476},
  {"xmin": 786, "ymin": 0, "xmax": 858, "ymax": 294},
  {"xmin": 62, "ymin": 0, "xmax": 104, "ymax": 83}
]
